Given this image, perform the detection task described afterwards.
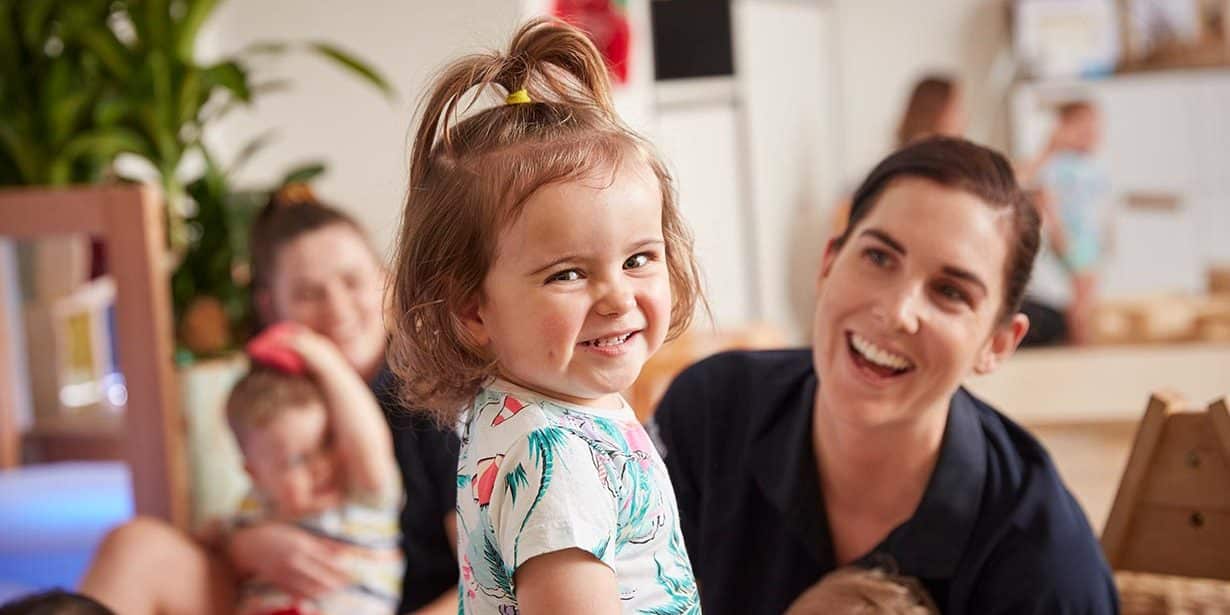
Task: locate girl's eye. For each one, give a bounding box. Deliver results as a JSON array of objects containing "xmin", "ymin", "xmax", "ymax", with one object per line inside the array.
[
  {"xmin": 624, "ymin": 253, "xmax": 651, "ymax": 269},
  {"xmin": 863, "ymin": 248, "xmax": 892, "ymax": 268},
  {"xmin": 546, "ymin": 269, "xmax": 583, "ymax": 284}
]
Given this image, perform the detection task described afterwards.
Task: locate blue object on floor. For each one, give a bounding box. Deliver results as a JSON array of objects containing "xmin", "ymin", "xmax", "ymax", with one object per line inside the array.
[{"xmin": 0, "ymin": 462, "xmax": 133, "ymax": 596}]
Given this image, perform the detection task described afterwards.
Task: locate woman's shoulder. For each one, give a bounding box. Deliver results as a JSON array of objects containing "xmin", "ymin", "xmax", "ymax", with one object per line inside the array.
[
  {"xmin": 668, "ymin": 348, "xmax": 813, "ymax": 399},
  {"xmin": 956, "ymin": 390, "xmax": 1115, "ymax": 602}
]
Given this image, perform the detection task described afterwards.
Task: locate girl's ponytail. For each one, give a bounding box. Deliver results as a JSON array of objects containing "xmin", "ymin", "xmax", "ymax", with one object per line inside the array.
[{"xmin": 409, "ymin": 18, "xmax": 618, "ymax": 186}]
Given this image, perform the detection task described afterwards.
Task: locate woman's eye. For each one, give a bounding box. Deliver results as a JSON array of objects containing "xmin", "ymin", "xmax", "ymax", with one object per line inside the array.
[
  {"xmin": 624, "ymin": 253, "xmax": 651, "ymax": 269},
  {"xmin": 864, "ymin": 248, "xmax": 891, "ymax": 268},
  {"xmin": 546, "ymin": 269, "xmax": 583, "ymax": 283},
  {"xmin": 936, "ymin": 283, "xmax": 969, "ymax": 304}
]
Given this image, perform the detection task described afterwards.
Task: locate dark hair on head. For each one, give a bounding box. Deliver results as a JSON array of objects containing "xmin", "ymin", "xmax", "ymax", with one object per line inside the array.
[
  {"xmin": 226, "ymin": 366, "xmax": 325, "ymax": 446},
  {"xmin": 0, "ymin": 590, "xmax": 115, "ymax": 615},
  {"xmin": 388, "ymin": 18, "xmax": 704, "ymax": 424},
  {"xmin": 897, "ymin": 75, "xmax": 958, "ymax": 147},
  {"xmin": 837, "ymin": 136, "xmax": 1040, "ymax": 324},
  {"xmin": 248, "ymin": 184, "xmax": 374, "ymax": 328}
]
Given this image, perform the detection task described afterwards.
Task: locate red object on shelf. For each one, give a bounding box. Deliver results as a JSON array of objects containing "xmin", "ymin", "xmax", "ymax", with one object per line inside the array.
[{"xmin": 553, "ymin": 0, "xmax": 631, "ymax": 84}]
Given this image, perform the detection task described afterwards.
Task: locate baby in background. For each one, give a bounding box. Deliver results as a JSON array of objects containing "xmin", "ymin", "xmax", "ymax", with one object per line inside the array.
[
  {"xmin": 214, "ymin": 324, "xmax": 404, "ymax": 615},
  {"xmin": 785, "ymin": 567, "xmax": 938, "ymax": 615}
]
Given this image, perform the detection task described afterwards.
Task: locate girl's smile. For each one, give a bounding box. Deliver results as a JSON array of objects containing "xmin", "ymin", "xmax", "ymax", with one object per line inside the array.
[{"xmin": 464, "ymin": 158, "xmax": 671, "ymax": 408}]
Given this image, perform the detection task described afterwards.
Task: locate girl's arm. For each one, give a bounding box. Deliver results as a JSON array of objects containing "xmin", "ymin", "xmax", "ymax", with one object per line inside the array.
[
  {"xmin": 286, "ymin": 327, "xmax": 400, "ymax": 500},
  {"xmin": 514, "ymin": 548, "xmax": 621, "ymax": 615}
]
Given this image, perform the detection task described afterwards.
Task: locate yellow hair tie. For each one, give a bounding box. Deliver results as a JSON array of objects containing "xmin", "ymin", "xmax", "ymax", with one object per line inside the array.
[{"xmin": 505, "ymin": 89, "xmax": 532, "ymax": 105}]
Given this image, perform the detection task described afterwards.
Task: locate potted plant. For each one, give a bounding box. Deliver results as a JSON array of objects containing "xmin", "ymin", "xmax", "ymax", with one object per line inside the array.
[{"xmin": 0, "ymin": 0, "xmax": 393, "ymax": 524}]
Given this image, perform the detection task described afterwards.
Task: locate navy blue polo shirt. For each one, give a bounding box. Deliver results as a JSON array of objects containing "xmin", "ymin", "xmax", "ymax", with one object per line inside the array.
[
  {"xmin": 371, "ymin": 366, "xmax": 460, "ymax": 613},
  {"xmin": 652, "ymin": 349, "xmax": 1118, "ymax": 615}
]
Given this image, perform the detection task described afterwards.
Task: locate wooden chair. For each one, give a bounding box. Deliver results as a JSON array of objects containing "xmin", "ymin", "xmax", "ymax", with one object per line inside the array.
[
  {"xmin": 0, "ymin": 185, "xmax": 188, "ymax": 528},
  {"xmin": 1102, "ymin": 393, "xmax": 1230, "ymax": 612}
]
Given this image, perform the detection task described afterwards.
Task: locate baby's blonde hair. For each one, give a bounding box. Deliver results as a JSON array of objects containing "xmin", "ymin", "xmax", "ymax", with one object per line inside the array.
[
  {"xmin": 387, "ymin": 18, "xmax": 702, "ymax": 424},
  {"xmin": 785, "ymin": 568, "xmax": 939, "ymax": 615},
  {"xmin": 225, "ymin": 368, "xmax": 323, "ymax": 448}
]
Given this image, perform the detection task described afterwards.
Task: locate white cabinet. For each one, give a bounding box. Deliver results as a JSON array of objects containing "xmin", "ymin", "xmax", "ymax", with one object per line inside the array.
[{"xmin": 1012, "ymin": 69, "xmax": 1230, "ymax": 297}]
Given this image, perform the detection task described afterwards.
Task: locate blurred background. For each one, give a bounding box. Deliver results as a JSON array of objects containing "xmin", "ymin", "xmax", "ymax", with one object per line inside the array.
[{"xmin": 2, "ymin": 0, "xmax": 1229, "ymax": 605}]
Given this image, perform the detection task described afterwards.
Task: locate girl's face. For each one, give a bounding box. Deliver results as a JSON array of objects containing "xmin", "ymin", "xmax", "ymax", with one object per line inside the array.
[
  {"xmin": 464, "ymin": 160, "xmax": 672, "ymax": 408},
  {"xmin": 265, "ymin": 224, "xmax": 387, "ymax": 378},
  {"xmin": 812, "ymin": 177, "xmax": 1027, "ymax": 428}
]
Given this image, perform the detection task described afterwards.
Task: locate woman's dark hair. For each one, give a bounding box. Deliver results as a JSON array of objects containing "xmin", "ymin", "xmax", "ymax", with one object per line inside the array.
[
  {"xmin": 836, "ymin": 136, "xmax": 1040, "ymax": 323},
  {"xmin": 248, "ymin": 184, "xmax": 371, "ymax": 328}
]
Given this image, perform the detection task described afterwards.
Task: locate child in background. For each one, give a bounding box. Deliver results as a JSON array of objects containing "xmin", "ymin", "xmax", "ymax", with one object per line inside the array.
[
  {"xmin": 386, "ymin": 18, "xmax": 703, "ymax": 615},
  {"xmin": 1018, "ymin": 101, "xmax": 1111, "ymax": 346},
  {"xmin": 0, "ymin": 590, "xmax": 116, "ymax": 615},
  {"xmin": 785, "ymin": 568, "xmax": 938, "ymax": 615},
  {"xmin": 218, "ymin": 324, "xmax": 403, "ymax": 615}
]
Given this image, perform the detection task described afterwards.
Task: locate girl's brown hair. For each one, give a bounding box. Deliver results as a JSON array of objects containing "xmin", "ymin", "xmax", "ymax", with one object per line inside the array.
[
  {"xmin": 387, "ymin": 18, "xmax": 702, "ymax": 423},
  {"xmin": 896, "ymin": 75, "xmax": 958, "ymax": 148}
]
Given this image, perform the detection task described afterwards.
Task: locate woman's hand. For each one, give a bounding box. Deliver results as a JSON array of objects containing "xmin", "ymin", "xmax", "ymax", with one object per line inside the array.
[{"xmin": 226, "ymin": 522, "xmax": 350, "ymax": 598}]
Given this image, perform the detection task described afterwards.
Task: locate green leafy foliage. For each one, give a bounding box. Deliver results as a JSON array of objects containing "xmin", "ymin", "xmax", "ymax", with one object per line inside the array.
[{"xmin": 0, "ymin": 0, "xmax": 393, "ymax": 358}]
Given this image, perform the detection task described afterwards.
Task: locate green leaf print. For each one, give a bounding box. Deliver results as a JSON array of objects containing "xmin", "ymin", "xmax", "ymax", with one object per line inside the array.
[
  {"xmin": 481, "ymin": 515, "xmax": 515, "ymax": 598},
  {"xmin": 505, "ymin": 463, "xmax": 529, "ymax": 503},
  {"xmin": 457, "ymin": 473, "xmax": 471, "ymax": 489},
  {"xmin": 514, "ymin": 426, "xmax": 569, "ymax": 565}
]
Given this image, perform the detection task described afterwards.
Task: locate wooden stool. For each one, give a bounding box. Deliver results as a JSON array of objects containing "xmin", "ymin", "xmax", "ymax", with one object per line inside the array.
[{"xmin": 1102, "ymin": 393, "xmax": 1230, "ymax": 612}]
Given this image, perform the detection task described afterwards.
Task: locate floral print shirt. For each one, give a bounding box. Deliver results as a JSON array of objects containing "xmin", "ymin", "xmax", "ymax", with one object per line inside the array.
[{"xmin": 456, "ymin": 381, "xmax": 700, "ymax": 614}]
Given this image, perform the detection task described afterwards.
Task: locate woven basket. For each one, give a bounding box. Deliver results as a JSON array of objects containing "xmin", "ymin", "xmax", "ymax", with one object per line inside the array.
[{"xmin": 1117, "ymin": 571, "xmax": 1230, "ymax": 614}]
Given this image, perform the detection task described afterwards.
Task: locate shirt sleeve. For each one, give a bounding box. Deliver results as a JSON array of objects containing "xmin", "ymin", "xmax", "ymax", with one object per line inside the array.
[
  {"xmin": 486, "ymin": 426, "xmax": 619, "ymax": 574},
  {"xmin": 972, "ymin": 530, "xmax": 1120, "ymax": 615}
]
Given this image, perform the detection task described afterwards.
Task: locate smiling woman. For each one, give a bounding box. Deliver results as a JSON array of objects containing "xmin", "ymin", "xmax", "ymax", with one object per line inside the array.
[{"xmin": 653, "ymin": 137, "xmax": 1119, "ymax": 615}]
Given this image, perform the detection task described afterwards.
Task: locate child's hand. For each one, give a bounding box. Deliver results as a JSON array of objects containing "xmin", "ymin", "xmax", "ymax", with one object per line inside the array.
[
  {"xmin": 282, "ymin": 326, "xmax": 352, "ymax": 376},
  {"xmin": 247, "ymin": 322, "xmax": 349, "ymax": 376}
]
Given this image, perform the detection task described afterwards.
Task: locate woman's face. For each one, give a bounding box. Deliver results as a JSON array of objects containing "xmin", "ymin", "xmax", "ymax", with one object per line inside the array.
[
  {"xmin": 811, "ymin": 177, "xmax": 1026, "ymax": 428},
  {"xmin": 265, "ymin": 224, "xmax": 387, "ymax": 378}
]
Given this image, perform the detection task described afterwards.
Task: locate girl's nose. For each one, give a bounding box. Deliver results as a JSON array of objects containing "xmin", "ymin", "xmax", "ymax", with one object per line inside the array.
[{"xmin": 596, "ymin": 280, "xmax": 636, "ymax": 317}]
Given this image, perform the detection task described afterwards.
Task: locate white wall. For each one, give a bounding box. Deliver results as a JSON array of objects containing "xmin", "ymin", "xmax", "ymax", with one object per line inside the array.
[
  {"xmin": 199, "ymin": 1, "xmax": 522, "ymax": 257},
  {"xmin": 195, "ymin": 1, "xmax": 1023, "ymax": 339},
  {"xmin": 829, "ymin": 0, "xmax": 1012, "ymax": 185}
]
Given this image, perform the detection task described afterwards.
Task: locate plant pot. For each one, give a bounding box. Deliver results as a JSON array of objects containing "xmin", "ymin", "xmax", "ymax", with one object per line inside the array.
[{"xmin": 178, "ymin": 354, "xmax": 249, "ymax": 529}]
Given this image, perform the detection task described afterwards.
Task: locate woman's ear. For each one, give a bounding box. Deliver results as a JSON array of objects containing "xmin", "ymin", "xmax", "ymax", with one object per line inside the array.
[
  {"xmin": 255, "ymin": 288, "xmax": 276, "ymax": 328},
  {"xmin": 815, "ymin": 238, "xmax": 842, "ymax": 292},
  {"xmin": 974, "ymin": 312, "xmax": 1030, "ymax": 375}
]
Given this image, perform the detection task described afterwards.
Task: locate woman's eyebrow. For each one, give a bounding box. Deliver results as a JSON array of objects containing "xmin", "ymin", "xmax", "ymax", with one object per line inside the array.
[
  {"xmin": 942, "ymin": 266, "xmax": 988, "ymax": 295},
  {"xmin": 859, "ymin": 228, "xmax": 906, "ymax": 255}
]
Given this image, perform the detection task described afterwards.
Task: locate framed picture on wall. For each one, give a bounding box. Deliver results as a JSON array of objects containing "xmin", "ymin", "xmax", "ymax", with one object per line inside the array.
[
  {"xmin": 1013, "ymin": 0, "xmax": 1121, "ymax": 79},
  {"xmin": 1120, "ymin": 0, "xmax": 1230, "ymax": 70}
]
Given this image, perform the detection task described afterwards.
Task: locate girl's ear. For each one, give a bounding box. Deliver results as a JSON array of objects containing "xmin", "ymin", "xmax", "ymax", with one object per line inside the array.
[
  {"xmin": 974, "ymin": 313, "xmax": 1029, "ymax": 375},
  {"xmin": 457, "ymin": 296, "xmax": 490, "ymax": 348}
]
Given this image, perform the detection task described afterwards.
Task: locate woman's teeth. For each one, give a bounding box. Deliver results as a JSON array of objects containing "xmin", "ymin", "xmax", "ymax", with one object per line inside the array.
[
  {"xmin": 585, "ymin": 333, "xmax": 632, "ymax": 347},
  {"xmin": 850, "ymin": 333, "xmax": 913, "ymax": 371}
]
